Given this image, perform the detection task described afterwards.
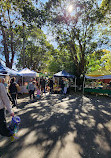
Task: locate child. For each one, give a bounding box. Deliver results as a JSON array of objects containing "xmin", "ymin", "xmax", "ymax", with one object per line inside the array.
[{"xmin": 37, "ymin": 85, "xmax": 41, "ymax": 99}]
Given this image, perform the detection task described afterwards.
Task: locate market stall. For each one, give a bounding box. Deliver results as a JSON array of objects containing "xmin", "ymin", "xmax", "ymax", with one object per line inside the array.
[
  {"xmin": 84, "ymin": 69, "xmax": 111, "ymax": 95},
  {"xmin": 18, "ymin": 68, "xmax": 37, "ymax": 94},
  {"xmin": 53, "ymin": 70, "xmax": 76, "ymax": 93}
]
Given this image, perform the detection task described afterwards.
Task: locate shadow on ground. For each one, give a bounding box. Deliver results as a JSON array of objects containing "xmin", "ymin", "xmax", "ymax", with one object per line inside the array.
[{"xmin": 0, "ymin": 93, "xmax": 111, "ymax": 158}]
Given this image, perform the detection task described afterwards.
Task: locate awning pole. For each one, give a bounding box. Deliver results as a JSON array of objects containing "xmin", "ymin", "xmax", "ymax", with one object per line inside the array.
[
  {"xmin": 22, "ymin": 76, "xmax": 23, "ymax": 86},
  {"xmin": 83, "ymin": 75, "xmax": 85, "ymax": 94}
]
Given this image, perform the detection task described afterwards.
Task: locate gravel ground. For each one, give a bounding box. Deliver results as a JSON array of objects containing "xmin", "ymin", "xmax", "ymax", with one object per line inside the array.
[{"xmin": 0, "ymin": 93, "xmax": 111, "ymax": 158}]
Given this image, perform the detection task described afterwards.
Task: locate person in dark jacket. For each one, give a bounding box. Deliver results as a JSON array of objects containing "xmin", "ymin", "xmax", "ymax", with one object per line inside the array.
[
  {"xmin": 60, "ymin": 78, "xmax": 65, "ymax": 94},
  {"xmin": 40, "ymin": 77, "xmax": 46, "ymax": 93},
  {"xmin": 49, "ymin": 78, "xmax": 53, "ymax": 93},
  {"xmin": 9, "ymin": 77, "xmax": 18, "ymax": 107}
]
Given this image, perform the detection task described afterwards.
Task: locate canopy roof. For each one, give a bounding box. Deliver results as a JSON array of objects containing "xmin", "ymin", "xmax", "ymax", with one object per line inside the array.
[
  {"xmin": 0, "ymin": 63, "xmax": 19, "ymax": 76},
  {"xmin": 85, "ymin": 75, "xmax": 111, "ymax": 79},
  {"xmin": 54, "ymin": 70, "xmax": 75, "ymax": 78},
  {"xmin": 86, "ymin": 68, "xmax": 111, "ymax": 79},
  {"xmin": 86, "ymin": 67, "xmax": 111, "ymax": 77},
  {"xmin": 18, "ymin": 68, "xmax": 37, "ymax": 77},
  {"xmin": 0, "ymin": 73, "xmax": 7, "ymax": 76}
]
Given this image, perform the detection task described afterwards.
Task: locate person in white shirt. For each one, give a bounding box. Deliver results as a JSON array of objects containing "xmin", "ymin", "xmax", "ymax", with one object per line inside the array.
[
  {"xmin": 28, "ymin": 80, "xmax": 36, "ymax": 100},
  {"xmin": 0, "ymin": 78, "xmax": 14, "ymax": 137},
  {"xmin": 63, "ymin": 78, "xmax": 69, "ymax": 94}
]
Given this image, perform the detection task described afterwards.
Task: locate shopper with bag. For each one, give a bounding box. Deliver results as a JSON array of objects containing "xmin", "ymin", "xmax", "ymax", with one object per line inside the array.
[{"xmin": 0, "ymin": 79, "xmax": 14, "ymax": 137}]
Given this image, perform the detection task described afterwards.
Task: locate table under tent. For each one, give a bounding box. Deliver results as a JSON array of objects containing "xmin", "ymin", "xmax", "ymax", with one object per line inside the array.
[
  {"xmin": 53, "ymin": 70, "xmax": 77, "ymax": 93},
  {"xmin": 83, "ymin": 68, "xmax": 111, "ymax": 95}
]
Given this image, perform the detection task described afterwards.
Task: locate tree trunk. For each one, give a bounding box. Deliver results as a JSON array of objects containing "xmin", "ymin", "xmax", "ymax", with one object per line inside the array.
[
  {"xmin": 7, "ymin": 8, "xmax": 15, "ymax": 68},
  {"xmin": 1, "ymin": 26, "xmax": 11, "ymax": 68}
]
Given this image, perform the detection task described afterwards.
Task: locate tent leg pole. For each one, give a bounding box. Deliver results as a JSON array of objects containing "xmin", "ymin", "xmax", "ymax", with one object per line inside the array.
[
  {"xmin": 22, "ymin": 76, "xmax": 23, "ymax": 94},
  {"xmin": 83, "ymin": 76, "xmax": 85, "ymax": 94},
  {"xmin": 22, "ymin": 76, "xmax": 23, "ymax": 86}
]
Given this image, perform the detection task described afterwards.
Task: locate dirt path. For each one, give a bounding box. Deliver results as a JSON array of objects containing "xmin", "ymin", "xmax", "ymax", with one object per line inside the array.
[{"xmin": 0, "ymin": 93, "xmax": 111, "ymax": 158}]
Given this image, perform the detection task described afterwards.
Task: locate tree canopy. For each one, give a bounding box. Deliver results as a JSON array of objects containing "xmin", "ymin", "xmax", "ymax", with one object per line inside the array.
[{"xmin": 0, "ymin": 0, "xmax": 110, "ymax": 83}]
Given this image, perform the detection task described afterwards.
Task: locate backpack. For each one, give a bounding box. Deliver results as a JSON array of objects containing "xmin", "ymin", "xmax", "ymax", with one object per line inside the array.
[{"xmin": 9, "ymin": 82, "xmax": 17, "ymax": 94}]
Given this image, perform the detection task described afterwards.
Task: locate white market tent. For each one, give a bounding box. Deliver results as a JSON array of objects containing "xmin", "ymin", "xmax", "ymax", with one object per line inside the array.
[
  {"xmin": 0, "ymin": 62, "xmax": 19, "ymax": 76},
  {"xmin": 18, "ymin": 68, "xmax": 37, "ymax": 77},
  {"xmin": 18, "ymin": 68, "xmax": 37, "ymax": 89},
  {"xmin": 0, "ymin": 73, "xmax": 8, "ymax": 76}
]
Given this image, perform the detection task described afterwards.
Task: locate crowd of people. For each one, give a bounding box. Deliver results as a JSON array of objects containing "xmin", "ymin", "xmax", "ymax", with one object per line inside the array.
[
  {"xmin": 0, "ymin": 76, "xmax": 71, "ymax": 140},
  {"xmin": 26, "ymin": 77, "xmax": 70, "ymax": 100},
  {"xmin": 0, "ymin": 75, "xmax": 111, "ymax": 141}
]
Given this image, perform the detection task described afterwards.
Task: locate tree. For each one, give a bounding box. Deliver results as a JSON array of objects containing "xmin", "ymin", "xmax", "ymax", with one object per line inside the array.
[
  {"xmin": 100, "ymin": 49, "xmax": 111, "ymax": 71},
  {"xmin": 45, "ymin": 0, "xmax": 106, "ymax": 83},
  {"xmin": 16, "ymin": 27, "xmax": 55, "ymax": 71},
  {"xmin": 86, "ymin": 49, "xmax": 107, "ymax": 73},
  {"xmin": 100, "ymin": 0, "xmax": 111, "ymax": 16},
  {"xmin": 0, "ymin": 0, "xmax": 46, "ymax": 68},
  {"xmin": 44, "ymin": 0, "xmax": 111, "ymax": 85}
]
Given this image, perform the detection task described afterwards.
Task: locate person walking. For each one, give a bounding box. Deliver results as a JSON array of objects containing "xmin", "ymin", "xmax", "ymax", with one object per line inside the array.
[
  {"xmin": 8, "ymin": 77, "xmax": 18, "ymax": 107},
  {"xmin": 49, "ymin": 78, "xmax": 53, "ymax": 93},
  {"xmin": 36, "ymin": 85, "xmax": 41, "ymax": 99},
  {"xmin": 40, "ymin": 77, "xmax": 46, "ymax": 93},
  {"xmin": 63, "ymin": 78, "xmax": 69, "ymax": 94},
  {"xmin": 0, "ymin": 79, "xmax": 14, "ymax": 137},
  {"xmin": 60, "ymin": 78, "xmax": 65, "ymax": 94},
  {"xmin": 28, "ymin": 80, "xmax": 36, "ymax": 100}
]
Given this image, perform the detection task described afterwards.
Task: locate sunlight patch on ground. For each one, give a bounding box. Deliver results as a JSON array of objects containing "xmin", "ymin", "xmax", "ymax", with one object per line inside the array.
[
  {"xmin": 68, "ymin": 98, "xmax": 77, "ymax": 102},
  {"xmin": 104, "ymin": 121, "xmax": 111, "ymax": 132},
  {"xmin": 16, "ymin": 146, "xmax": 44, "ymax": 158},
  {"xmin": 31, "ymin": 113, "xmax": 39, "ymax": 119},
  {"xmin": 80, "ymin": 112, "xmax": 87, "ymax": 117},
  {"xmin": 76, "ymin": 118, "xmax": 84, "ymax": 125},
  {"xmin": 37, "ymin": 113, "xmax": 51, "ymax": 121},
  {"xmin": 41, "ymin": 140, "xmax": 53, "ymax": 148},
  {"xmin": 50, "ymin": 125, "xmax": 58, "ymax": 133},
  {"xmin": 97, "ymin": 123, "xmax": 104, "ymax": 130},
  {"xmin": 75, "ymin": 108, "xmax": 79, "ymax": 112},
  {"xmin": 0, "ymin": 137, "xmax": 8, "ymax": 147},
  {"xmin": 94, "ymin": 134, "xmax": 111, "ymax": 152},
  {"xmin": 17, "ymin": 109, "xmax": 31, "ymax": 115},
  {"xmin": 69, "ymin": 121, "xmax": 75, "ymax": 129},
  {"xmin": 53, "ymin": 102, "xmax": 71, "ymax": 114},
  {"xmin": 48, "ymin": 131, "xmax": 83, "ymax": 158},
  {"xmin": 23, "ymin": 130, "xmax": 37, "ymax": 145},
  {"xmin": 75, "ymin": 113, "xmax": 95, "ymax": 127},
  {"xmin": 17, "ymin": 128, "xmax": 29, "ymax": 137},
  {"xmin": 37, "ymin": 132, "xmax": 48, "ymax": 140},
  {"xmin": 101, "ymin": 110, "xmax": 111, "ymax": 116},
  {"xmin": 83, "ymin": 96, "xmax": 91, "ymax": 102},
  {"xmin": 83, "ymin": 118, "xmax": 96, "ymax": 128},
  {"xmin": 82, "ymin": 104, "xmax": 95, "ymax": 113}
]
